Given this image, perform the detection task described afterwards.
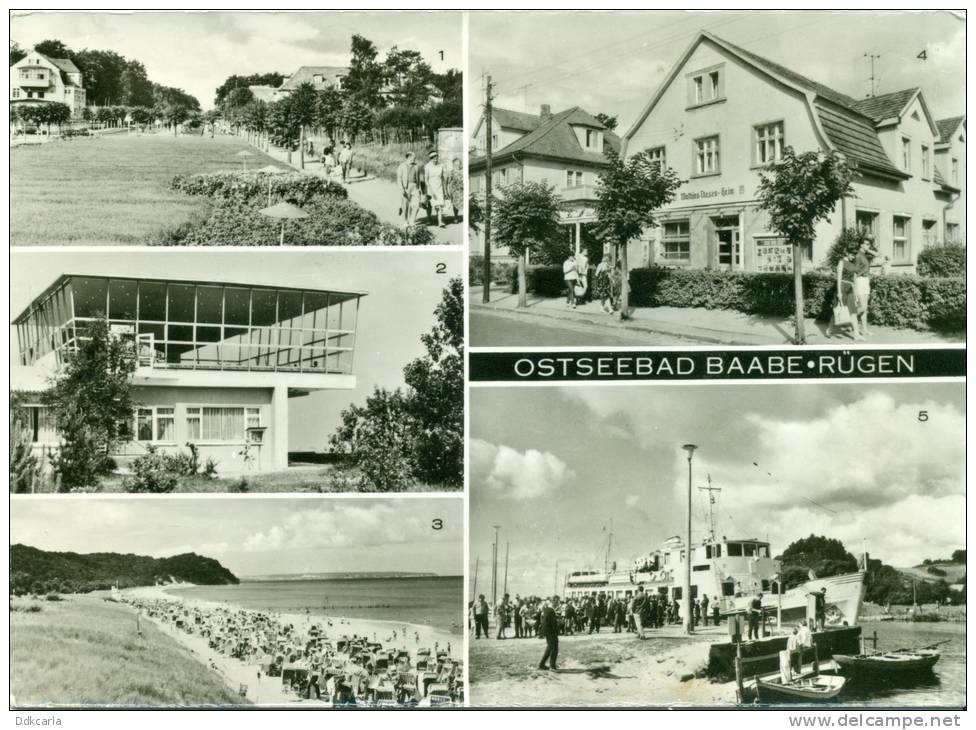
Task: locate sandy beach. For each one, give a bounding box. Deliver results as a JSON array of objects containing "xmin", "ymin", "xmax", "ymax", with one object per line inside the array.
[
  {"xmin": 469, "ymin": 626, "xmax": 737, "ymax": 708},
  {"xmin": 125, "ymin": 584, "xmax": 461, "ymax": 706}
]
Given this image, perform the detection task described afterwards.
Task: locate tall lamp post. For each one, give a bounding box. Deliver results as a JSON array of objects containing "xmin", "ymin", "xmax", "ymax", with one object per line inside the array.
[{"xmin": 682, "ymin": 443, "xmax": 698, "ymax": 635}]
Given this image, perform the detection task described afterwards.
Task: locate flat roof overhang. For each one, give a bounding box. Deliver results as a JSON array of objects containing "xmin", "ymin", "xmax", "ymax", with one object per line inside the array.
[
  {"xmin": 12, "ymin": 273, "xmax": 367, "ymax": 325},
  {"xmin": 131, "ymin": 368, "xmax": 356, "ymax": 392}
]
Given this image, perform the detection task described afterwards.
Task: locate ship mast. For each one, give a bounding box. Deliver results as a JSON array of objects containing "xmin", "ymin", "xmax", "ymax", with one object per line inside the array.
[
  {"xmin": 698, "ymin": 474, "xmax": 721, "ymax": 543},
  {"xmin": 604, "ymin": 518, "xmax": 613, "ymax": 574}
]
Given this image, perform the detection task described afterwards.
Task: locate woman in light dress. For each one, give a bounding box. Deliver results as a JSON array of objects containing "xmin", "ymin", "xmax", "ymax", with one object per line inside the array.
[{"xmin": 423, "ymin": 151, "xmax": 447, "ymax": 228}]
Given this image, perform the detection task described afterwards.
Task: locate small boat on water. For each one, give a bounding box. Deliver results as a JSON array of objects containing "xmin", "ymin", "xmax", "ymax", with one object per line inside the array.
[
  {"xmin": 755, "ymin": 673, "xmax": 846, "ymax": 703},
  {"xmin": 834, "ymin": 648, "xmax": 941, "ymax": 675}
]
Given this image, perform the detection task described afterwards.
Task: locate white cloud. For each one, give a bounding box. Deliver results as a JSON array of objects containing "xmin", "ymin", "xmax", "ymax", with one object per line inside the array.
[
  {"xmin": 242, "ymin": 503, "xmax": 455, "ymax": 552},
  {"xmin": 471, "ymin": 439, "xmax": 575, "ymax": 500}
]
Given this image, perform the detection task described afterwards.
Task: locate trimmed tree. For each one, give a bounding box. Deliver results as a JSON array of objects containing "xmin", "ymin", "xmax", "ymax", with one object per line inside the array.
[
  {"xmin": 491, "ymin": 182, "xmax": 563, "ymax": 308},
  {"xmin": 595, "ymin": 147, "xmax": 682, "ymax": 319},
  {"xmin": 756, "ymin": 146, "xmax": 854, "ymax": 344},
  {"xmin": 289, "ymin": 81, "xmax": 319, "ymax": 170},
  {"xmin": 42, "ymin": 318, "xmax": 137, "ymax": 491}
]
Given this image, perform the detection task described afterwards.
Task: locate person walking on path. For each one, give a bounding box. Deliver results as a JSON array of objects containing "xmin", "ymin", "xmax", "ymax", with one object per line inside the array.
[
  {"xmin": 396, "ymin": 152, "xmax": 422, "ymax": 226},
  {"xmin": 593, "ymin": 259, "xmax": 614, "ymax": 313},
  {"xmin": 538, "ymin": 596, "xmax": 560, "ymax": 671},
  {"xmin": 446, "ymin": 157, "xmax": 464, "ymax": 223},
  {"xmin": 563, "ymin": 253, "xmax": 579, "ymax": 308},
  {"xmin": 338, "ymin": 141, "xmax": 354, "ymax": 183},
  {"xmin": 424, "ymin": 151, "xmax": 447, "ymax": 228},
  {"xmin": 632, "ymin": 586, "xmax": 647, "ymax": 640},
  {"xmin": 826, "ymin": 252, "xmax": 864, "ymax": 341},
  {"xmin": 853, "ymin": 240, "xmax": 876, "ymax": 336}
]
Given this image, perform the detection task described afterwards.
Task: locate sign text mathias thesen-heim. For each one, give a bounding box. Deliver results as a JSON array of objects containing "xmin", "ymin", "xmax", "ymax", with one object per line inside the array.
[{"xmin": 511, "ymin": 353, "xmax": 916, "ymax": 379}]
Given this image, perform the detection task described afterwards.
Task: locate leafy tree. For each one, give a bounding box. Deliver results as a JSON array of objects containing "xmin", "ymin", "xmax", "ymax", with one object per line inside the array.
[
  {"xmin": 33, "ymin": 39, "xmax": 73, "ymax": 59},
  {"xmin": 595, "ymin": 147, "xmax": 682, "ymax": 319},
  {"xmin": 952, "ymin": 549, "xmax": 966, "ymax": 563},
  {"xmin": 288, "ymin": 81, "xmax": 319, "ymax": 169},
  {"xmin": 42, "ymin": 318, "xmax": 137, "ymax": 491},
  {"xmin": 74, "ymin": 49, "xmax": 128, "ymax": 106},
  {"xmin": 756, "ymin": 147, "xmax": 854, "ymax": 343},
  {"xmin": 340, "ymin": 95, "xmax": 377, "ymax": 139},
  {"xmin": 10, "ymin": 405, "xmax": 40, "ymax": 494},
  {"xmin": 328, "ymin": 279, "xmax": 463, "ymax": 490},
  {"xmin": 120, "ymin": 60, "xmax": 155, "ymax": 106},
  {"xmin": 595, "ymin": 112, "xmax": 619, "ymax": 131},
  {"xmin": 825, "ymin": 227, "xmax": 870, "ymax": 271},
  {"xmin": 384, "ymin": 46, "xmax": 433, "ymax": 109},
  {"xmin": 316, "ymin": 88, "xmax": 343, "ymax": 140},
  {"xmin": 492, "ymin": 182, "xmax": 563, "ymax": 308},
  {"xmin": 430, "ymin": 68, "xmax": 463, "ymax": 107},
  {"xmin": 9, "ymin": 42, "xmax": 27, "ymax": 66},
  {"xmin": 345, "ymin": 34, "xmax": 386, "ymax": 109},
  {"xmin": 402, "ymin": 276, "xmax": 463, "ymax": 486},
  {"xmin": 213, "ymin": 72, "xmax": 285, "ymax": 107}
]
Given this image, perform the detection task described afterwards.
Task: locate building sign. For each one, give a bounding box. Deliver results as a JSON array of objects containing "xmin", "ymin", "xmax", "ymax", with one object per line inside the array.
[
  {"xmin": 679, "ymin": 185, "xmax": 746, "ymax": 202},
  {"xmin": 755, "ymin": 237, "xmax": 792, "ymax": 273}
]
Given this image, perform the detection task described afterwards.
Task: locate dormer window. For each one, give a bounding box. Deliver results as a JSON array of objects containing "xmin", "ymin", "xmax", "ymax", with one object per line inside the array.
[{"xmin": 688, "ymin": 64, "xmax": 725, "ymax": 108}]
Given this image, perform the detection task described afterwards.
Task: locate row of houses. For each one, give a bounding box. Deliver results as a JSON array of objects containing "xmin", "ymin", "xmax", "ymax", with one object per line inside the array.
[{"xmin": 470, "ymin": 31, "xmax": 966, "ymax": 274}]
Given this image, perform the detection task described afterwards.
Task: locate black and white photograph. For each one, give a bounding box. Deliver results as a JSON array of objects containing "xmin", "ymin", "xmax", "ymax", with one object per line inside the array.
[
  {"xmin": 10, "ymin": 10, "xmax": 464, "ymax": 246},
  {"xmin": 467, "ymin": 382, "xmax": 964, "ymax": 707},
  {"xmin": 468, "ymin": 10, "xmax": 965, "ymax": 347},
  {"xmin": 10, "ymin": 497, "xmax": 464, "ymax": 707},
  {"xmin": 10, "ymin": 249, "xmax": 463, "ymax": 494}
]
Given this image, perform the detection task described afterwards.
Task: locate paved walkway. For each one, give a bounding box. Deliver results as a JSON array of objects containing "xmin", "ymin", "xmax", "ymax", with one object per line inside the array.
[
  {"xmin": 247, "ymin": 140, "xmax": 460, "ymax": 244},
  {"xmin": 471, "ymin": 285, "xmax": 964, "ymax": 347}
]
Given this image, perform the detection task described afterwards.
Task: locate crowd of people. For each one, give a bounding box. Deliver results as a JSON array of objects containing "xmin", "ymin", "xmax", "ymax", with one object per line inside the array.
[
  {"xmin": 470, "ymin": 588, "xmax": 725, "ymax": 642},
  {"xmin": 124, "ymin": 596, "xmax": 462, "ymax": 707}
]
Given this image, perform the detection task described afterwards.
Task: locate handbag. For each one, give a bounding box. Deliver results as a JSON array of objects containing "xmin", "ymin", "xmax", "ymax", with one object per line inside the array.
[
  {"xmin": 574, "ymin": 282, "xmax": 586, "ymax": 296},
  {"xmin": 832, "ymin": 298, "xmax": 852, "ymax": 326}
]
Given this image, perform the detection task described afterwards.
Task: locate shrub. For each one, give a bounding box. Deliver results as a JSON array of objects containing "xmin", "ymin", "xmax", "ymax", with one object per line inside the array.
[
  {"xmin": 202, "ymin": 458, "xmax": 219, "ymax": 479},
  {"xmin": 171, "ymin": 171, "xmax": 348, "ymax": 204},
  {"xmin": 511, "ymin": 265, "xmax": 965, "ymax": 332},
  {"xmin": 122, "ymin": 446, "xmax": 179, "ymax": 494},
  {"xmin": 927, "ymin": 566, "xmax": 948, "ymax": 577},
  {"xmin": 45, "ymin": 594, "xmax": 63, "ymax": 602},
  {"xmin": 229, "ymin": 477, "xmax": 249, "ymax": 493},
  {"xmin": 470, "ymin": 255, "xmax": 515, "ymax": 287},
  {"xmin": 377, "ymin": 223, "xmax": 436, "ymax": 246},
  {"xmin": 823, "ymin": 227, "xmax": 869, "ymax": 271},
  {"xmin": 916, "ymin": 244, "xmax": 965, "ymax": 278}
]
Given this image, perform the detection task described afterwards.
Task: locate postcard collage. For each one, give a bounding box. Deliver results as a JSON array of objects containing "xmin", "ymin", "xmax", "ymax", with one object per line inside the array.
[{"xmin": 7, "ymin": 9, "xmax": 967, "ymax": 714}]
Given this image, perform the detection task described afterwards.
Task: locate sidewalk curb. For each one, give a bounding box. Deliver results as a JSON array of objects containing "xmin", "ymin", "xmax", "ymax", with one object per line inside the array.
[{"xmin": 471, "ymin": 302, "xmax": 779, "ymax": 346}]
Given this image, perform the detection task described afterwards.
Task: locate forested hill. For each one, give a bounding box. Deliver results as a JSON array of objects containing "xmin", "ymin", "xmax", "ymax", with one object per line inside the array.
[{"xmin": 10, "ymin": 544, "xmax": 238, "ymax": 595}]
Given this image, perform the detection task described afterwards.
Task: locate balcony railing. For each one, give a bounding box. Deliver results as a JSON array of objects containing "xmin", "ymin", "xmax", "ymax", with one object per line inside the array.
[{"xmin": 560, "ymin": 184, "xmax": 598, "ymax": 202}]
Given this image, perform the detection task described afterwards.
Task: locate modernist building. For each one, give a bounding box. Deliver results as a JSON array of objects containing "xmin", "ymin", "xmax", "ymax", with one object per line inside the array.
[
  {"xmin": 9, "ymin": 50, "xmax": 86, "ymax": 120},
  {"xmin": 13, "ymin": 274, "xmax": 363, "ymax": 474},
  {"xmin": 623, "ymin": 32, "xmax": 964, "ymax": 274},
  {"xmin": 469, "ymin": 105, "xmax": 618, "ymax": 259}
]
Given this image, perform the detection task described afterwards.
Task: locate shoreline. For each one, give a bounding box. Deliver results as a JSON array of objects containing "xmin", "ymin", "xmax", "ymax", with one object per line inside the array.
[{"xmin": 124, "ymin": 584, "xmax": 460, "ymax": 706}]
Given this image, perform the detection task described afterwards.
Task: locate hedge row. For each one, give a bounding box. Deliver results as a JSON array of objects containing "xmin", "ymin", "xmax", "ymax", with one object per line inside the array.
[
  {"xmin": 916, "ymin": 244, "xmax": 965, "ymax": 278},
  {"xmin": 469, "ymin": 255, "xmax": 515, "ymax": 287},
  {"xmin": 510, "ymin": 265, "xmax": 965, "ymax": 332},
  {"xmin": 171, "ymin": 171, "xmax": 348, "ymax": 205}
]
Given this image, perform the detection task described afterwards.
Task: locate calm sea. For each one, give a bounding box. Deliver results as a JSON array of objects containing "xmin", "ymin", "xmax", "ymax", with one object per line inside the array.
[
  {"xmin": 169, "ymin": 576, "xmax": 464, "ymax": 635},
  {"xmin": 839, "ymin": 620, "xmax": 965, "ymax": 708}
]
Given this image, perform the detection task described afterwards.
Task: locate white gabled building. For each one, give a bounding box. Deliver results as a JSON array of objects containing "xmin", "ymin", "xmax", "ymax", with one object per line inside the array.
[
  {"xmin": 10, "ymin": 50, "xmax": 86, "ymax": 119},
  {"xmin": 622, "ymin": 32, "xmax": 963, "ymax": 274}
]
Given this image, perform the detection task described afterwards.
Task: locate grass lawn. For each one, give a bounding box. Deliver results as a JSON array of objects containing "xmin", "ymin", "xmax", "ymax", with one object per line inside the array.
[
  {"xmin": 10, "ymin": 595, "xmax": 247, "ymax": 707},
  {"xmin": 10, "ymin": 133, "xmax": 281, "ymax": 245}
]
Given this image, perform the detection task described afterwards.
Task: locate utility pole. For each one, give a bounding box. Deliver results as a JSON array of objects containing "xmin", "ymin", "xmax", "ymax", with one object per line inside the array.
[
  {"xmin": 682, "ymin": 444, "xmax": 698, "ymax": 635},
  {"xmin": 698, "ymin": 475, "xmax": 722, "ymax": 543},
  {"xmin": 553, "ymin": 560, "xmax": 560, "ymax": 596},
  {"xmin": 864, "ymin": 53, "xmax": 880, "ymax": 97},
  {"xmin": 472, "ymin": 556, "xmax": 479, "ymax": 600},
  {"xmin": 605, "ymin": 518, "xmax": 613, "ymax": 574},
  {"xmin": 491, "ymin": 525, "xmax": 501, "ymax": 607},
  {"xmin": 482, "ymin": 75, "xmax": 493, "ymax": 303},
  {"xmin": 503, "ymin": 542, "xmax": 509, "ymax": 596}
]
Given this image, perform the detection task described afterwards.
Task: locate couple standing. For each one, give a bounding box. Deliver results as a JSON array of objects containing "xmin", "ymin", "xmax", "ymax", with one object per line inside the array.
[{"xmin": 563, "ymin": 250, "xmax": 618, "ymax": 314}]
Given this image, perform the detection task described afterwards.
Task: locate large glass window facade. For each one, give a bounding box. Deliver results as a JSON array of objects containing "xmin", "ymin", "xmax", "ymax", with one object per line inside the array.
[{"xmin": 15, "ymin": 276, "xmax": 361, "ymax": 374}]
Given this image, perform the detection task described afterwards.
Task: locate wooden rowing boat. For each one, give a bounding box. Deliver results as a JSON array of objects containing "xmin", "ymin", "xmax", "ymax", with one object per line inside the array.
[
  {"xmin": 833, "ymin": 649, "xmax": 940, "ymax": 675},
  {"xmin": 755, "ymin": 673, "xmax": 846, "ymax": 702}
]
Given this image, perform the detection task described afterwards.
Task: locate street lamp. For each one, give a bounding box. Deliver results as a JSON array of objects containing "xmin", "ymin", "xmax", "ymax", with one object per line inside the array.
[
  {"xmin": 256, "ymin": 164, "xmax": 289, "ymax": 207},
  {"xmin": 682, "ymin": 444, "xmax": 698, "ymax": 635}
]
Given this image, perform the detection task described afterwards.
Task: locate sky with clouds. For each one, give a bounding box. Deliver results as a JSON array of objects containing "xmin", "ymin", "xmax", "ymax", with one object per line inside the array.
[
  {"xmin": 11, "ymin": 497, "xmax": 462, "ymax": 577},
  {"xmin": 469, "ymin": 10, "xmax": 965, "ymax": 131},
  {"xmin": 10, "ymin": 10, "xmax": 462, "ymax": 111},
  {"xmin": 10, "ymin": 249, "xmax": 458, "ymax": 452},
  {"xmin": 470, "ymin": 382, "xmax": 964, "ymax": 597}
]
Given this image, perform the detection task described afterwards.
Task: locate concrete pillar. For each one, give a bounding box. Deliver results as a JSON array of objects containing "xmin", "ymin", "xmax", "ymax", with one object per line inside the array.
[
  {"xmin": 575, "ymin": 222, "xmax": 581, "ymax": 255},
  {"xmin": 271, "ymin": 385, "xmax": 289, "ymax": 471}
]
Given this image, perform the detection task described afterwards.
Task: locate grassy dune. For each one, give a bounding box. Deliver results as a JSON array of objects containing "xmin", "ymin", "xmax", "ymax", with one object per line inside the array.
[
  {"xmin": 10, "ymin": 134, "xmax": 280, "ymax": 246},
  {"xmin": 10, "ymin": 595, "xmax": 248, "ymax": 707}
]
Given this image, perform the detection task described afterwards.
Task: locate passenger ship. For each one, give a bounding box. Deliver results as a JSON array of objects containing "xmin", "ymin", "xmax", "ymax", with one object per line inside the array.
[{"xmin": 564, "ymin": 530, "xmax": 866, "ymax": 627}]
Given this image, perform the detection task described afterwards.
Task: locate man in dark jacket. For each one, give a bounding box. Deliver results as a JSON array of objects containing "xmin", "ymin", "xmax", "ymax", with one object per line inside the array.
[{"xmin": 538, "ymin": 596, "xmax": 561, "ymax": 671}]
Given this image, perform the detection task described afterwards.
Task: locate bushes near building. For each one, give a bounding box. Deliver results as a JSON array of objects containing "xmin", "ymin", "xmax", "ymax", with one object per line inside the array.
[
  {"xmin": 916, "ymin": 243, "xmax": 966, "ymax": 278},
  {"xmin": 122, "ymin": 444, "xmax": 218, "ymax": 494},
  {"xmin": 509, "ymin": 265, "xmax": 966, "ymax": 332},
  {"xmin": 469, "ymin": 255, "xmax": 515, "ymax": 287}
]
